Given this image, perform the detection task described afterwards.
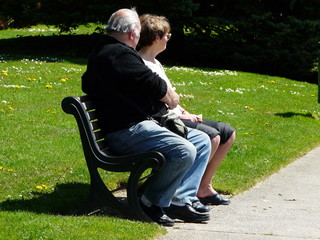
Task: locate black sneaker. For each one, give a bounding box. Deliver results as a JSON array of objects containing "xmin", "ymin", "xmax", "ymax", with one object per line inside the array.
[
  {"xmin": 164, "ymin": 203, "xmax": 210, "ymax": 223},
  {"xmin": 140, "ymin": 200, "xmax": 175, "ymax": 227}
]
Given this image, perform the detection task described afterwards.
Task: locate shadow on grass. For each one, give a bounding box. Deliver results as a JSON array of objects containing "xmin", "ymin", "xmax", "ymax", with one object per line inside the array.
[
  {"xmin": 274, "ymin": 112, "xmax": 318, "ymax": 119},
  {"xmin": 0, "ymin": 182, "xmax": 90, "ymax": 215},
  {"xmin": 0, "ymin": 34, "xmax": 102, "ymax": 60}
]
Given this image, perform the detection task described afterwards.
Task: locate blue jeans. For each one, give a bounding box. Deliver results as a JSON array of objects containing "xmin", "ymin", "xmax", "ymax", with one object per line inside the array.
[{"xmin": 105, "ymin": 120, "xmax": 211, "ymax": 207}]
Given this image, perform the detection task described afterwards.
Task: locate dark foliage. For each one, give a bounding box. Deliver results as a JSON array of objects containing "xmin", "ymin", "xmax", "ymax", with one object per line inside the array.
[
  {"xmin": 182, "ymin": 0, "xmax": 320, "ymax": 82},
  {"xmin": 1, "ymin": 0, "xmax": 319, "ymax": 82}
]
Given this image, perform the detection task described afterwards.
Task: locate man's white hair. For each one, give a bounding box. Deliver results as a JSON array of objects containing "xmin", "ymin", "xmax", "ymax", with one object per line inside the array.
[{"xmin": 105, "ymin": 8, "xmax": 139, "ymax": 33}]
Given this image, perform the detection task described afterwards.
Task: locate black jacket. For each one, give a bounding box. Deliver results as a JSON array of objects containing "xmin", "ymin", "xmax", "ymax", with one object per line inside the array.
[{"xmin": 82, "ymin": 35, "xmax": 168, "ymax": 133}]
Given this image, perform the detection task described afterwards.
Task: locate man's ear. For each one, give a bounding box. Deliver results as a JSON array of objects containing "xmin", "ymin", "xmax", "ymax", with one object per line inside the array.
[{"xmin": 129, "ymin": 30, "xmax": 135, "ymax": 40}]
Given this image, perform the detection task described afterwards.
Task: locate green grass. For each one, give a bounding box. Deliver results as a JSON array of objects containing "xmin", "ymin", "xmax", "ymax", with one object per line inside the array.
[
  {"xmin": 0, "ymin": 211, "xmax": 165, "ymax": 240},
  {"xmin": 0, "ymin": 24, "xmax": 104, "ymax": 39},
  {"xmin": 1, "ymin": 26, "xmax": 320, "ymax": 239}
]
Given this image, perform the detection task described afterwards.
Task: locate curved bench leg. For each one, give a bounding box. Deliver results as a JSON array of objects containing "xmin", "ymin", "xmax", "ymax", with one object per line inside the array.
[
  {"xmin": 78, "ymin": 167, "xmax": 137, "ymax": 219},
  {"xmin": 127, "ymin": 162, "xmax": 156, "ymax": 222}
]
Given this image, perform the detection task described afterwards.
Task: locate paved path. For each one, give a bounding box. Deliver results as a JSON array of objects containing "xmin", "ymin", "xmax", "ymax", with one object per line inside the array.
[{"xmin": 159, "ymin": 146, "xmax": 320, "ymax": 240}]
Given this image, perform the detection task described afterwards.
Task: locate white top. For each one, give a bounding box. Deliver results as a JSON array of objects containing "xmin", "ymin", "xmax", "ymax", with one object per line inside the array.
[
  {"xmin": 142, "ymin": 58, "xmax": 181, "ymax": 115},
  {"xmin": 142, "ymin": 59, "xmax": 173, "ymax": 89}
]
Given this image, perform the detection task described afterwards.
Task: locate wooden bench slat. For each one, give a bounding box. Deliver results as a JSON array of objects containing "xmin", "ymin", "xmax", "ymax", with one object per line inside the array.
[
  {"xmin": 96, "ymin": 140, "xmax": 108, "ymax": 151},
  {"xmin": 86, "ymin": 110, "xmax": 98, "ymax": 121},
  {"xmin": 82, "ymin": 101, "xmax": 95, "ymax": 111},
  {"xmin": 93, "ymin": 130, "xmax": 105, "ymax": 141},
  {"xmin": 90, "ymin": 120, "xmax": 101, "ymax": 132}
]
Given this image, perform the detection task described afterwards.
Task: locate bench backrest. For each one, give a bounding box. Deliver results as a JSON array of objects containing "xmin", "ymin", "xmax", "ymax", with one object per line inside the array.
[
  {"xmin": 62, "ymin": 95, "xmax": 166, "ymax": 174},
  {"xmin": 61, "ymin": 96, "xmax": 112, "ymax": 162},
  {"xmin": 77, "ymin": 96, "xmax": 108, "ymax": 151}
]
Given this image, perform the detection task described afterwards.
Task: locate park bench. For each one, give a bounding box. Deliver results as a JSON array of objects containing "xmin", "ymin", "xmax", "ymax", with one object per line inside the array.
[{"xmin": 61, "ymin": 95, "xmax": 166, "ymax": 222}]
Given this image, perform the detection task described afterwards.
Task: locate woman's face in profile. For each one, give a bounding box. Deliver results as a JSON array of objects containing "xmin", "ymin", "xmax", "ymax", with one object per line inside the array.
[{"xmin": 155, "ymin": 32, "xmax": 171, "ymax": 53}]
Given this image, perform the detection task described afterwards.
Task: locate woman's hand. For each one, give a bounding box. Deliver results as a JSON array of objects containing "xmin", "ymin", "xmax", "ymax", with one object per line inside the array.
[{"xmin": 179, "ymin": 112, "xmax": 203, "ymax": 123}]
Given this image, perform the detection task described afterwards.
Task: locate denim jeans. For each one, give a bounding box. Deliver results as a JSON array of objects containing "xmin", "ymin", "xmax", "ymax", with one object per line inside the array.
[{"xmin": 105, "ymin": 120, "xmax": 211, "ymax": 207}]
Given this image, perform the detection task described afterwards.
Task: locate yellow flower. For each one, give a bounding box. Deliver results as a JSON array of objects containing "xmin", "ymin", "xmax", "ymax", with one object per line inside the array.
[
  {"xmin": 7, "ymin": 169, "xmax": 14, "ymax": 172},
  {"xmin": 8, "ymin": 106, "xmax": 16, "ymax": 110},
  {"xmin": 46, "ymin": 109, "xmax": 57, "ymax": 114},
  {"xmin": 46, "ymin": 84, "xmax": 53, "ymax": 88},
  {"xmin": 61, "ymin": 78, "xmax": 69, "ymax": 82},
  {"xmin": 264, "ymin": 122, "xmax": 270, "ymax": 126},
  {"xmin": 27, "ymin": 77, "xmax": 37, "ymax": 81},
  {"xmin": 1, "ymin": 70, "xmax": 8, "ymax": 76},
  {"xmin": 245, "ymin": 106, "xmax": 255, "ymax": 111},
  {"xmin": 36, "ymin": 184, "xmax": 48, "ymax": 190},
  {"xmin": 0, "ymin": 166, "xmax": 4, "ymax": 170},
  {"xmin": 244, "ymin": 132, "xmax": 254, "ymax": 135}
]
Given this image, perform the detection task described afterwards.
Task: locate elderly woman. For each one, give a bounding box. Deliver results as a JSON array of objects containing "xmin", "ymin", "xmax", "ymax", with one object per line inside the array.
[{"xmin": 138, "ymin": 14, "xmax": 236, "ymax": 210}]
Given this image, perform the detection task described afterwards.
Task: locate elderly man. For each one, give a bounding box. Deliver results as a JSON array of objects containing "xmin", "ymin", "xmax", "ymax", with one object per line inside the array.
[{"xmin": 81, "ymin": 8, "xmax": 211, "ymax": 226}]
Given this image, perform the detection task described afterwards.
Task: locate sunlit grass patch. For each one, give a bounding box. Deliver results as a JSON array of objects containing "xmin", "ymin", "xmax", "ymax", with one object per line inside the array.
[{"xmin": 1, "ymin": 24, "xmax": 104, "ymax": 40}]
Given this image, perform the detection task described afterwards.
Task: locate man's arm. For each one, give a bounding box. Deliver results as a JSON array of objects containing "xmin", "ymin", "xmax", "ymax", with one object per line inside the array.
[
  {"xmin": 112, "ymin": 49, "xmax": 179, "ymax": 108},
  {"xmin": 160, "ymin": 87, "xmax": 180, "ymax": 109}
]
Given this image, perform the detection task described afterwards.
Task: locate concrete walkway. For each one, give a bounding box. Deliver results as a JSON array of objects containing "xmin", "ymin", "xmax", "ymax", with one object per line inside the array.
[{"xmin": 159, "ymin": 146, "xmax": 320, "ymax": 240}]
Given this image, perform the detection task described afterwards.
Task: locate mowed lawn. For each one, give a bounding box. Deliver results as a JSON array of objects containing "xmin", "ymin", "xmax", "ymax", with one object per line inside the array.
[{"xmin": 0, "ymin": 25, "xmax": 319, "ymax": 239}]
